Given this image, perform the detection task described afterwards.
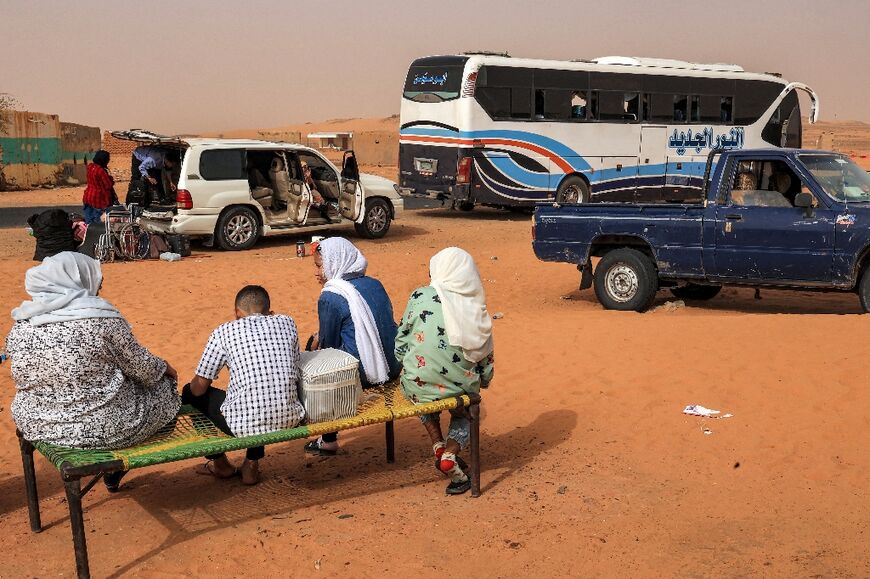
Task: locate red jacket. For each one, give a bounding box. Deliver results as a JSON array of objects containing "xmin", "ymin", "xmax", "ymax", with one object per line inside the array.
[{"xmin": 83, "ymin": 163, "xmax": 116, "ymax": 209}]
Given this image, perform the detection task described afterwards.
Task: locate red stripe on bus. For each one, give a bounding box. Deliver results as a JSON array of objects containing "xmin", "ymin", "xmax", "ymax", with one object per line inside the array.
[{"xmin": 399, "ymin": 135, "xmax": 574, "ymax": 173}]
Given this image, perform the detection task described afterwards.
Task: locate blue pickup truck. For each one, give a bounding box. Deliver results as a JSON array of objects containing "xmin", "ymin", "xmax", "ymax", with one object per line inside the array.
[{"xmin": 532, "ymin": 148, "xmax": 870, "ymax": 311}]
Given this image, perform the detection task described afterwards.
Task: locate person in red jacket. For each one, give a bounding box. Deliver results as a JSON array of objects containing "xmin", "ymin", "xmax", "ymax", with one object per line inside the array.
[{"xmin": 82, "ymin": 150, "xmax": 118, "ymax": 224}]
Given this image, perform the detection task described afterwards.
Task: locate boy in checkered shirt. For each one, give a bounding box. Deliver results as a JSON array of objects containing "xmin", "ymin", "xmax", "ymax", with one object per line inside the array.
[{"xmin": 184, "ymin": 285, "xmax": 305, "ymax": 485}]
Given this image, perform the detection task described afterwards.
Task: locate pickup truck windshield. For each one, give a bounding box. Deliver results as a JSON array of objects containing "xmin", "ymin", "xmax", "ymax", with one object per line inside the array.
[{"xmin": 801, "ymin": 154, "xmax": 870, "ymax": 202}]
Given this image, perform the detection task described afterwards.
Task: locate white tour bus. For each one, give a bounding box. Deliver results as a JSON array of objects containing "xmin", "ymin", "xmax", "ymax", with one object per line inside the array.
[{"xmin": 398, "ymin": 53, "xmax": 819, "ymax": 208}]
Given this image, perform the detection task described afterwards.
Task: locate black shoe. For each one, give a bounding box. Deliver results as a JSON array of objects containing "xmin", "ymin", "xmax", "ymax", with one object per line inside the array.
[
  {"xmin": 446, "ymin": 478, "xmax": 471, "ymax": 495},
  {"xmin": 104, "ymin": 470, "xmax": 128, "ymax": 493}
]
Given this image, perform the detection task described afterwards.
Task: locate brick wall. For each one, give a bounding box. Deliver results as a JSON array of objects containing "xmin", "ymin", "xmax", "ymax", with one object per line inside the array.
[{"xmin": 102, "ymin": 131, "xmax": 136, "ymax": 181}]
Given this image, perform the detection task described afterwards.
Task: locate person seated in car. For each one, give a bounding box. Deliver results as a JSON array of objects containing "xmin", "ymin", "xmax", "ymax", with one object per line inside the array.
[{"xmin": 301, "ymin": 160, "xmax": 340, "ymax": 222}]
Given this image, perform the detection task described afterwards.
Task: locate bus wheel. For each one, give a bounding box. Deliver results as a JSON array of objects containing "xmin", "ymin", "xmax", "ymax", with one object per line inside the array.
[
  {"xmin": 457, "ymin": 201, "xmax": 475, "ymax": 211},
  {"xmin": 556, "ymin": 176, "xmax": 589, "ymax": 204}
]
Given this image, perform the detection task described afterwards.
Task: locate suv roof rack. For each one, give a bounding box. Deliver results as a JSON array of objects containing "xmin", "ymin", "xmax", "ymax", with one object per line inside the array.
[{"xmin": 462, "ymin": 50, "xmax": 510, "ymax": 58}]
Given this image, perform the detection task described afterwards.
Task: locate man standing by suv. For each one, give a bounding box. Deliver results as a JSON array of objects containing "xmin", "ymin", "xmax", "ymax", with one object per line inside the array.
[{"xmin": 130, "ymin": 146, "xmax": 177, "ymax": 205}]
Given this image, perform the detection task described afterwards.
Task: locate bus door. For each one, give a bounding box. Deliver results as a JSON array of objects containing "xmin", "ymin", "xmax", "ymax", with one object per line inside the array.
[{"xmin": 639, "ymin": 126, "xmax": 668, "ymax": 202}]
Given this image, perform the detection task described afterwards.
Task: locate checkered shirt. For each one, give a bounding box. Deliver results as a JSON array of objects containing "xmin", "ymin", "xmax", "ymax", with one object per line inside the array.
[{"xmin": 195, "ymin": 314, "xmax": 305, "ymax": 437}]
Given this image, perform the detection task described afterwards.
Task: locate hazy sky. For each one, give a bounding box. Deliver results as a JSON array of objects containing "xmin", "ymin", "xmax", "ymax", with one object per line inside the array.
[{"xmin": 2, "ymin": 0, "xmax": 867, "ymax": 133}]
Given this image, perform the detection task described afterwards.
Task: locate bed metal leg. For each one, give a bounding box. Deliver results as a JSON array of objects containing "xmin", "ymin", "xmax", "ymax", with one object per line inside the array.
[
  {"xmin": 64, "ymin": 478, "xmax": 91, "ymax": 579},
  {"xmin": 18, "ymin": 433, "xmax": 42, "ymax": 532},
  {"xmin": 469, "ymin": 401, "xmax": 481, "ymax": 497},
  {"xmin": 385, "ymin": 420, "xmax": 395, "ymax": 463}
]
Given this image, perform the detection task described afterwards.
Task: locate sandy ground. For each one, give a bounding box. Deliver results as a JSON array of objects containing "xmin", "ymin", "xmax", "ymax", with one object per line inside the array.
[{"xmin": 0, "ymin": 205, "xmax": 867, "ymax": 578}]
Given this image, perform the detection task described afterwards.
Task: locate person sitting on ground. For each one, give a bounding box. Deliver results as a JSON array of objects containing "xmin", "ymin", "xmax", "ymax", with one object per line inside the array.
[
  {"xmin": 184, "ymin": 285, "xmax": 305, "ymax": 485},
  {"xmin": 6, "ymin": 252, "xmax": 180, "ymax": 492},
  {"xmin": 27, "ymin": 208, "xmax": 79, "ymax": 261},
  {"xmin": 82, "ymin": 150, "xmax": 118, "ymax": 224},
  {"xmin": 395, "ymin": 247, "xmax": 494, "ymax": 495},
  {"xmin": 304, "ymin": 237, "xmax": 401, "ymax": 456}
]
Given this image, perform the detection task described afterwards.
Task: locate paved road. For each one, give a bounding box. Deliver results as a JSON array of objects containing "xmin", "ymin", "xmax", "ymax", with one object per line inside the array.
[
  {"xmin": 0, "ymin": 198, "xmax": 444, "ymax": 229},
  {"xmin": 0, "ymin": 206, "xmax": 80, "ymax": 229}
]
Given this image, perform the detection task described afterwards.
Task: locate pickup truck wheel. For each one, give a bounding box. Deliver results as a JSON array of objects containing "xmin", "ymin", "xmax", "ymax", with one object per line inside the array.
[
  {"xmin": 556, "ymin": 176, "xmax": 590, "ymax": 204},
  {"xmin": 216, "ymin": 206, "xmax": 260, "ymax": 250},
  {"xmin": 859, "ymin": 267, "xmax": 870, "ymax": 312},
  {"xmin": 354, "ymin": 198, "xmax": 392, "ymax": 239},
  {"xmin": 594, "ymin": 248, "xmax": 658, "ymax": 312},
  {"xmin": 670, "ymin": 284, "xmax": 722, "ymax": 301}
]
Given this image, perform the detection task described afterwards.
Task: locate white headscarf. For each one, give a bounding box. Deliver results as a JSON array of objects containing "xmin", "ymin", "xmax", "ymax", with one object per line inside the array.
[
  {"xmin": 319, "ymin": 237, "xmax": 389, "ymax": 384},
  {"xmin": 429, "ymin": 247, "xmax": 493, "ymax": 363},
  {"xmin": 12, "ymin": 252, "xmax": 122, "ymax": 327}
]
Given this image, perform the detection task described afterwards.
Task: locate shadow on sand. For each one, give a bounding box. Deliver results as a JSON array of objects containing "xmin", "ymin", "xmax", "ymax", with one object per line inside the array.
[{"xmin": 46, "ymin": 408, "xmax": 577, "ymax": 577}]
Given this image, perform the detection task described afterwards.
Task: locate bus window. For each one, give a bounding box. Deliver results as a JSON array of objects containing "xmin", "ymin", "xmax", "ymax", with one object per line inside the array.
[
  {"xmin": 735, "ymin": 80, "xmax": 785, "ymax": 125},
  {"xmin": 674, "ymin": 95, "xmax": 688, "ymax": 122},
  {"xmin": 535, "ymin": 89, "xmax": 572, "ymax": 120},
  {"xmin": 476, "ymin": 87, "xmax": 511, "ymax": 118},
  {"xmin": 571, "ymin": 92, "xmax": 589, "ymax": 120},
  {"xmin": 721, "ymin": 97, "xmax": 733, "ymax": 123},
  {"xmin": 699, "ymin": 95, "xmax": 722, "ymax": 123},
  {"xmin": 596, "ymin": 91, "xmax": 638, "ymax": 121},
  {"xmin": 690, "ymin": 96, "xmax": 701, "ymax": 122},
  {"xmin": 403, "ymin": 63, "xmax": 466, "ymax": 102},
  {"xmin": 648, "ymin": 94, "xmax": 675, "ymax": 123},
  {"xmin": 511, "ymin": 87, "xmax": 532, "ymax": 119}
]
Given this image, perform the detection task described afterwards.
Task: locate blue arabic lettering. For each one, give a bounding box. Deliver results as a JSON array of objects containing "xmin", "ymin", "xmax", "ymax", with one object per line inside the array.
[
  {"xmin": 668, "ymin": 127, "xmax": 745, "ymax": 155},
  {"xmin": 413, "ymin": 72, "xmax": 448, "ymax": 87}
]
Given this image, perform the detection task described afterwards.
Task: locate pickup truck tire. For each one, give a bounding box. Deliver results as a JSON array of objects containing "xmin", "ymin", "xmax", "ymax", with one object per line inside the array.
[
  {"xmin": 215, "ymin": 206, "xmax": 260, "ymax": 250},
  {"xmin": 354, "ymin": 198, "xmax": 392, "ymax": 239},
  {"xmin": 594, "ymin": 248, "xmax": 658, "ymax": 312},
  {"xmin": 556, "ymin": 176, "xmax": 590, "ymax": 204},
  {"xmin": 859, "ymin": 268, "xmax": 870, "ymax": 312},
  {"xmin": 670, "ymin": 284, "xmax": 722, "ymax": 301}
]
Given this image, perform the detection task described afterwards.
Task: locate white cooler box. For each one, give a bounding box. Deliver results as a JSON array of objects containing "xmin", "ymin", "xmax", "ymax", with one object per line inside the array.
[{"xmin": 298, "ymin": 348, "xmax": 362, "ymax": 423}]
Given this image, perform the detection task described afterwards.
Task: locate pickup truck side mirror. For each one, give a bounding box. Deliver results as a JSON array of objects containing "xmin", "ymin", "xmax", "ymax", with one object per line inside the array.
[{"xmin": 794, "ymin": 191, "xmax": 815, "ymax": 218}]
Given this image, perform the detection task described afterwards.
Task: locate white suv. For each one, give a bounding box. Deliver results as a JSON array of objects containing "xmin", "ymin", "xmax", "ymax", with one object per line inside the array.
[{"xmin": 111, "ymin": 130, "xmax": 403, "ymax": 250}]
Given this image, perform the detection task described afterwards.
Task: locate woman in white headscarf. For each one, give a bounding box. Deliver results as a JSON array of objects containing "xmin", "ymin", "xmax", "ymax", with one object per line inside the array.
[
  {"xmin": 395, "ymin": 247, "xmax": 494, "ymax": 495},
  {"xmin": 6, "ymin": 252, "xmax": 180, "ymax": 490},
  {"xmin": 304, "ymin": 237, "xmax": 401, "ymax": 455}
]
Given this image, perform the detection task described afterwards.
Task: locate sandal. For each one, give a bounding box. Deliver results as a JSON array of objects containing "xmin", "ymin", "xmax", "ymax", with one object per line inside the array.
[
  {"xmin": 194, "ymin": 460, "xmax": 239, "ymax": 479},
  {"xmin": 104, "ymin": 470, "xmax": 128, "ymax": 493},
  {"xmin": 304, "ymin": 438, "xmax": 338, "ymax": 456}
]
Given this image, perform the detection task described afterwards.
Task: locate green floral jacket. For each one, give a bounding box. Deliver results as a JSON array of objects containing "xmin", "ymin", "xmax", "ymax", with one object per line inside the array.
[{"xmin": 395, "ymin": 286, "xmax": 494, "ymax": 404}]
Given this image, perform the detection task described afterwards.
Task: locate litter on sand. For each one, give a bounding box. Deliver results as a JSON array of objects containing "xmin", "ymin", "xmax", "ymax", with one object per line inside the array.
[
  {"xmin": 683, "ymin": 404, "xmax": 733, "ymax": 419},
  {"xmin": 159, "ymin": 252, "xmax": 182, "ymax": 262}
]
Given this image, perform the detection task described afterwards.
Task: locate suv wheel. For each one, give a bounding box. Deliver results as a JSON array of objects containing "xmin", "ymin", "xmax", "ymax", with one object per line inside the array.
[
  {"xmin": 593, "ymin": 248, "xmax": 658, "ymax": 311},
  {"xmin": 354, "ymin": 198, "xmax": 392, "ymax": 239},
  {"xmin": 216, "ymin": 206, "xmax": 260, "ymax": 250}
]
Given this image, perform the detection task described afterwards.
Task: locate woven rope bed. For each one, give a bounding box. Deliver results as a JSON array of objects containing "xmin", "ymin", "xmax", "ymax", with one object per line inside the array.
[{"xmin": 17, "ymin": 381, "xmax": 481, "ymax": 579}]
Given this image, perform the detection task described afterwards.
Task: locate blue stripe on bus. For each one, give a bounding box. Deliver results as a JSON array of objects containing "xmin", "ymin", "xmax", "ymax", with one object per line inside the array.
[
  {"xmin": 486, "ymin": 155, "xmax": 553, "ymax": 189},
  {"xmin": 400, "ymin": 127, "xmax": 591, "ymax": 171}
]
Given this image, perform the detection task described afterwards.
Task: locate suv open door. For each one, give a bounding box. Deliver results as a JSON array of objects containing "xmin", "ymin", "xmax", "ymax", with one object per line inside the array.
[{"xmin": 338, "ymin": 150, "xmax": 363, "ymax": 221}]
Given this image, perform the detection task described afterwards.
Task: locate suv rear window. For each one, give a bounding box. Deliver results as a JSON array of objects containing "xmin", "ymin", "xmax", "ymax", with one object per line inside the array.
[{"xmin": 200, "ymin": 149, "xmax": 245, "ymax": 180}]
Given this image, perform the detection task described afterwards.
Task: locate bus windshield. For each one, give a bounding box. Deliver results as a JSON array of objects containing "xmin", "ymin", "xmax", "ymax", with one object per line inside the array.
[
  {"xmin": 800, "ymin": 154, "xmax": 870, "ymax": 202},
  {"xmin": 403, "ymin": 64, "xmax": 465, "ymax": 102}
]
